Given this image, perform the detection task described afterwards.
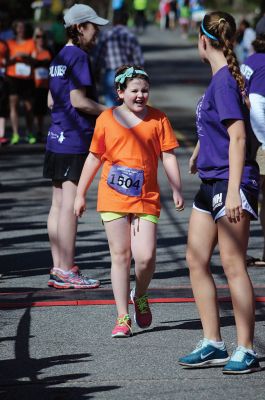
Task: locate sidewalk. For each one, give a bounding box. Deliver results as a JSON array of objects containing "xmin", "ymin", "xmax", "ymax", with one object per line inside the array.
[{"xmin": 0, "ymin": 25, "xmax": 265, "ymax": 399}]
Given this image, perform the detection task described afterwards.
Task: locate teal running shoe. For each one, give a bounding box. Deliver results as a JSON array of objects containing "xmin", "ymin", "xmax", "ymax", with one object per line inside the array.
[
  {"xmin": 223, "ymin": 346, "xmax": 261, "ymax": 374},
  {"xmin": 179, "ymin": 338, "xmax": 230, "ymax": 368}
]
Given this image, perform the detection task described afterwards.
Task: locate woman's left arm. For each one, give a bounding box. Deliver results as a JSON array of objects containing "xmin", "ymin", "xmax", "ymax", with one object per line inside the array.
[{"xmin": 226, "ymin": 119, "xmax": 246, "ymax": 221}]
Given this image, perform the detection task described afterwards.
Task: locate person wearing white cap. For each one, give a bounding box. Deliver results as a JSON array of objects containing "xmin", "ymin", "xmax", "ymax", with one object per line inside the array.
[
  {"xmin": 63, "ymin": 4, "xmax": 109, "ymax": 29},
  {"xmin": 43, "ymin": 4, "xmax": 109, "ymax": 289}
]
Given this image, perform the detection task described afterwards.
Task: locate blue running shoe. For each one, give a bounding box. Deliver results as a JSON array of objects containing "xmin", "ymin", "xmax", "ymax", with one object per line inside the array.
[
  {"xmin": 179, "ymin": 338, "xmax": 230, "ymax": 368},
  {"xmin": 223, "ymin": 346, "xmax": 261, "ymax": 374}
]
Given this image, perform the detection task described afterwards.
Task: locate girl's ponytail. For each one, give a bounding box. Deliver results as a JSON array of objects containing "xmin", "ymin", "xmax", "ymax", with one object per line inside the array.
[{"xmin": 201, "ymin": 12, "xmax": 250, "ymax": 107}]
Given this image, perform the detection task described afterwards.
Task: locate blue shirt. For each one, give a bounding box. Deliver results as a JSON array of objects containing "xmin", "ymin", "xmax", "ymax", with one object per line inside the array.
[
  {"xmin": 47, "ymin": 45, "xmax": 97, "ymax": 154},
  {"xmin": 93, "ymin": 25, "xmax": 144, "ymax": 71}
]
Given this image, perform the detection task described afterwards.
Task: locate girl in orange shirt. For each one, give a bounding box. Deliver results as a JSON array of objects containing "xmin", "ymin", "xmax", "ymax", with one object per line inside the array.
[{"xmin": 74, "ymin": 65, "xmax": 184, "ymax": 338}]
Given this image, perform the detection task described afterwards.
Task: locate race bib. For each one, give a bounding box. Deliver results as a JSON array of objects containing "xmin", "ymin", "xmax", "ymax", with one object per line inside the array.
[
  {"xmin": 107, "ymin": 165, "xmax": 144, "ymax": 197},
  {"xmin": 15, "ymin": 62, "xmax": 31, "ymax": 77},
  {"xmin": 35, "ymin": 67, "xmax": 49, "ymax": 80}
]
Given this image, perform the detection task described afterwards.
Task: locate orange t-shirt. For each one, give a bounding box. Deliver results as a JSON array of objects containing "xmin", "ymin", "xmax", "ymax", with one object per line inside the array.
[
  {"xmin": 6, "ymin": 38, "xmax": 35, "ymax": 79},
  {"xmin": 32, "ymin": 48, "xmax": 52, "ymax": 88},
  {"xmin": 90, "ymin": 106, "xmax": 179, "ymax": 217}
]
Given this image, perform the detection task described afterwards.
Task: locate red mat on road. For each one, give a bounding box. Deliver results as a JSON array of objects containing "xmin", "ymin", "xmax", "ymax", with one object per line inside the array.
[{"xmin": 1, "ymin": 286, "xmax": 265, "ymax": 308}]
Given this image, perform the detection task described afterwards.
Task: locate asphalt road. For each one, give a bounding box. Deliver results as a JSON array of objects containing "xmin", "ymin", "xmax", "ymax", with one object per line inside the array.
[{"xmin": 0, "ymin": 25, "xmax": 265, "ymax": 400}]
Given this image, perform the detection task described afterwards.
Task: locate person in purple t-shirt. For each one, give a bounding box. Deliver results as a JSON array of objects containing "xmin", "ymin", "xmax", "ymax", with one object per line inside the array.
[
  {"xmin": 178, "ymin": 11, "xmax": 261, "ymax": 374},
  {"xmin": 241, "ymin": 18, "xmax": 265, "ymax": 266},
  {"xmin": 43, "ymin": 4, "xmax": 108, "ymax": 289}
]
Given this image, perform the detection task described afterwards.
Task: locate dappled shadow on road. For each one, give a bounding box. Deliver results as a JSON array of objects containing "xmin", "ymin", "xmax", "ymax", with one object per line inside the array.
[
  {"xmin": 0, "ymin": 223, "xmax": 110, "ymax": 284},
  {"xmin": 0, "ymin": 305, "xmax": 119, "ymax": 399},
  {"xmin": 0, "ymin": 155, "xmax": 45, "ymax": 173},
  {"xmin": 133, "ymin": 303, "xmax": 265, "ymax": 337},
  {"xmin": 0, "ymin": 385, "xmax": 120, "ymax": 400}
]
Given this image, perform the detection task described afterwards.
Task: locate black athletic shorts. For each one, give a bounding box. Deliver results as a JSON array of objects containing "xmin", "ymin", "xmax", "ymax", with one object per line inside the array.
[
  {"xmin": 43, "ymin": 151, "xmax": 88, "ymax": 182},
  {"xmin": 7, "ymin": 76, "xmax": 35, "ymax": 99},
  {"xmin": 193, "ymin": 179, "xmax": 258, "ymax": 221}
]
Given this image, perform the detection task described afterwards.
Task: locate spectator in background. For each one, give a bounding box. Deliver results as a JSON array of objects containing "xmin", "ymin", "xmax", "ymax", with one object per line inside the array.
[
  {"xmin": 159, "ymin": 0, "xmax": 169, "ymax": 30},
  {"xmin": 32, "ymin": 27, "xmax": 52, "ymax": 143},
  {"xmin": 93, "ymin": 11, "xmax": 144, "ymax": 107},
  {"xmin": 112, "ymin": 0, "xmax": 125, "ymax": 19},
  {"xmin": 6, "ymin": 20, "xmax": 36, "ymax": 144},
  {"xmin": 50, "ymin": 13, "xmax": 66, "ymax": 55},
  {"xmin": 0, "ymin": 12, "xmax": 12, "ymax": 145},
  {"xmin": 236, "ymin": 19, "xmax": 256, "ymax": 64},
  {"xmin": 190, "ymin": 0, "xmax": 206, "ymax": 32},
  {"xmin": 179, "ymin": 0, "xmax": 191, "ymax": 39},
  {"xmin": 169, "ymin": 0, "xmax": 178, "ymax": 30},
  {"xmin": 133, "ymin": 0, "xmax": 148, "ymax": 34},
  {"xmin": 0, "ymin": 12, "xmax": 14, "ymax": 41},
  {"xmin": 0, "ymin": 38, "xmax": 9, "ymax": 145},
  {"xmin": 242, "ymin": 20, "xmax": 256, "ymax": 61}
]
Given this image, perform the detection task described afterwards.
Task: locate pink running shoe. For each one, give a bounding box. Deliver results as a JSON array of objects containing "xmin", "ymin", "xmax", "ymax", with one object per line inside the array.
[
  {"xmin": 111, "ymin": 314, "xmax": 132, "ymax": 338},
  {"xmin": 130, "ymin": 288, "xmax": 152, "ymax": 328},
  {"xmin": 48, "ymin": 266, "xmax": 100, "ymax": 289}
]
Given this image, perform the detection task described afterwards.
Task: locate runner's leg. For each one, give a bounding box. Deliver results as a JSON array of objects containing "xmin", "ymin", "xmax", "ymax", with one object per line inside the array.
[
  {"xmin": 57, "ymin": 180, "xmax": 78, "ymax": 270},
  {"xmin": 104, "ymin": 217, "xmax": 132, "ymax": 316},
  {"xmin": 186, "ymin": 209, "xmax": 220, "ymax": 340},
  {"xmin": 218, "ymin": 213, "xmax": 255, "ymax": 348},
  {"xmin": 47, "ymin": 181, "xmax": 62, "ymax": 268},
  {"xmin": 131, "ymin": 218, "xmax": 157, "ymax": 297}
]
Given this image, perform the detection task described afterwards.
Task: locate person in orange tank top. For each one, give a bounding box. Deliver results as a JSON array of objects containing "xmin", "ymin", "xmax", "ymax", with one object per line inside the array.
[
  {"xmin": 0, "ymin": 39, "xmax": 9, "ymax": 145},
  {"xmin": 6, "ymin": 20, "xmax": 36, "ymax": 144},
  {"xmin": 32, "ymin": 27, "xmax": 52, "ymax": 142},
  {"xmin": 74, "ymin": 65, "xmax": 184, "ymax": 338}
]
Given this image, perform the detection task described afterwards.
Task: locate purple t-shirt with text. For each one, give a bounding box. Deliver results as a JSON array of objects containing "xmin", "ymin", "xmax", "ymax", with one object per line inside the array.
[
  {"xmin": 196, "ymin": 66, "xmax": 259, "ymax": 188},
  {"xmin": 241, "ymin": 53, "xmax": 265, "ymax": 96},
  {"xmin": 47, "ymin": 45, "xmax": 97, "ymax": 154}
]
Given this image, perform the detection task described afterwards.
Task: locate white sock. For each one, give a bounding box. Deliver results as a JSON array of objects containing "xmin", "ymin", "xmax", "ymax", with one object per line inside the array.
[
  {"xmin": 205, "ymin": 338, "xmax": 225, "ymax": 349},
  {"xmin": 238, "ymin": 346, "xmax": 256, "ymax": 355},
  {"xmin": 53, "ymin": 267, "xmax": 70, "ymax": 275}
]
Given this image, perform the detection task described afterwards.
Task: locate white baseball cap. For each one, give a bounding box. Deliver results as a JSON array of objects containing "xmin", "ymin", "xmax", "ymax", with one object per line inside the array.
[{"xmin": 64, "ymin": 4, "xmax": 109, "ymax": 28}]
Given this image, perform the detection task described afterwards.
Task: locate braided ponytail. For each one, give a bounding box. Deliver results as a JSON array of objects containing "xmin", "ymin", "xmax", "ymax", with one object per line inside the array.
[{"xmin": 202, "ymin": 12, "xmax": 250, "ymax": 107}]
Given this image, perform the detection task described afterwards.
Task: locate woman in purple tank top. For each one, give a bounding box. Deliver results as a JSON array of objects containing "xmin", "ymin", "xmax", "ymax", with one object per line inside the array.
[{"xmin": 178, "ymin": 11, "xmax": 261, "ymax": 374}]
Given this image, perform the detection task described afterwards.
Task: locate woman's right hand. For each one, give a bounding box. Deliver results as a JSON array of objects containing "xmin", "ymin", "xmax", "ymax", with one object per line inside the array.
[
  {"xmin": 225, "ymin": 189, "xmax": 243, "ymax": 222},
  {"xmin": 74, "ymin": 195, "xmax": 86, "ymax": 217}
]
